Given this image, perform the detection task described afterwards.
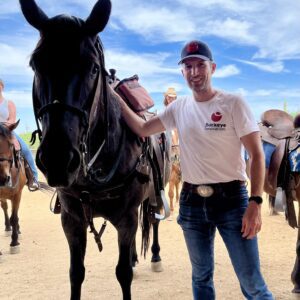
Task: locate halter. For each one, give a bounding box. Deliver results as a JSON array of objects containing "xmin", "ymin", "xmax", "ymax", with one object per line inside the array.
[
  {"xmin": 30, "ymin": 37, "xmax": 122, "ymax": 186},
  {"xmin": 0, "ymin": 142, "xmax": 21, "ymax": 189}
]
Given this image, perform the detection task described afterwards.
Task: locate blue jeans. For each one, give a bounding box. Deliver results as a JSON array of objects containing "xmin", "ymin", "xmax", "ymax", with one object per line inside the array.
[
  {"xmin": 177, "ymin": 184, "xmax": 273, "ymax": 300},
  {"xmin": 14, "ymin": 133, "xmax": 38, "ymax": 180}
]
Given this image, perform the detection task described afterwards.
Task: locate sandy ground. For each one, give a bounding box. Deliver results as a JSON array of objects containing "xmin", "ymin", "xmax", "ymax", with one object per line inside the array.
[{"xmin": 1, "ymin": 179, "xmax": 300, "ymax": 300}]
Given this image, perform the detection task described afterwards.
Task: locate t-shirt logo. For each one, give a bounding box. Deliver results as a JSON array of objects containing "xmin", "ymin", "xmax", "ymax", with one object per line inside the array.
[{"xmin": 211, "ymin": 112, "xmax": 222, "ymax": 122}]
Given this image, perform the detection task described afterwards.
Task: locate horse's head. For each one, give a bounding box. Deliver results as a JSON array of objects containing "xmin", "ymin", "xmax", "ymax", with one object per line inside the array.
[
  {"xmin": 0, "ymin": 122, "xmax": 19, "ymax": 187},
  {"xmin": 19, "ymin": 0, "xmax": 111, "ymax": 187}
]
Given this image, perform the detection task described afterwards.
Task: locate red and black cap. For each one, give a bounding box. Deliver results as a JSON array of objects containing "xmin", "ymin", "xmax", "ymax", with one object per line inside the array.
[{"xmin": 178, "ymin": 40, "xmax": 213, "ymax": 64}]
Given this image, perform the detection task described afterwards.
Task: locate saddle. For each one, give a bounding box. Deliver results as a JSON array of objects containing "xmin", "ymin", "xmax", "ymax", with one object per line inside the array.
[
  {"xmin": 260, "ymin": 109, "xmax": 300, "ymax": 228},
  {"xmin": 112, "ymin": 70, "xmax": 173, "ymax": 220}
]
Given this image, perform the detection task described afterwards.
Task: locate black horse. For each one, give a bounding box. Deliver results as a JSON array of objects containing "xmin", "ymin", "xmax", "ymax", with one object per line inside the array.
[{"xmin": 19, "ymin": 1, "xmax": 171, "ymax": 299}]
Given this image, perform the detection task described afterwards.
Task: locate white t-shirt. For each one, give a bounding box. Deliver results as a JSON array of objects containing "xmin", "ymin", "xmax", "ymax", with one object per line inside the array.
[
  {"xmin": 158, "ymin": 90, "xmax": 258, "ymax": 184},
  {"xmin": 0, "ymin": 99, "xmax": 9, "ymax": 122}
]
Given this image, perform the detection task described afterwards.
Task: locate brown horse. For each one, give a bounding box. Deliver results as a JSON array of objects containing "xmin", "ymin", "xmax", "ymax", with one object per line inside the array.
[
  {"xmin": 168, "ymin": 144, "xmax": 181, "ymax": 214},
  {"xmin": 259, "ymin": 109, "xmax": 300, "ymax": 293},
  {"xmin": 0, "ymin": 122, "xmax": 26, "ymax": 258}
]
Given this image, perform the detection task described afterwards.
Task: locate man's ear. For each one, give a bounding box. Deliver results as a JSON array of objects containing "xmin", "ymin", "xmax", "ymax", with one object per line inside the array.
[{"xmin": 211, "ymin": 62, "xmax": 217, "ymax": 74}]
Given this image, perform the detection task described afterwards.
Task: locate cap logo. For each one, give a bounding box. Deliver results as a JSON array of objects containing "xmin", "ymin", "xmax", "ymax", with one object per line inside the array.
[
  {"xmin": 186, "ymin": 42, "xmax": 199, "ymax": 54},
  {"xmin": 211, "ymin": 112, "xmax": 222, "ymax": 122}
]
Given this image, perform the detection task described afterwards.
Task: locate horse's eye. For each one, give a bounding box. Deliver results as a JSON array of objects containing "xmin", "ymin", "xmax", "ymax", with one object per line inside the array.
[{"xmin": 91, "ymin": 64, "xmax": 100, "ymax": 76}]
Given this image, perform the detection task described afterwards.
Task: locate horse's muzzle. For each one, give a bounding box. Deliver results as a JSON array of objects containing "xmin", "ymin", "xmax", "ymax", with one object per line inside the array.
[{"xmin": 36, "ymin": 146, "xmax": 81, "ymax": 187}]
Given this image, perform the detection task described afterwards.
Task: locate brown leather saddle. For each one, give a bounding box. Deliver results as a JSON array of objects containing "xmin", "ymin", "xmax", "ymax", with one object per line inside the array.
[{"xmin": 260, "ymin": 109, "xmax": 300, "ymax": 227}]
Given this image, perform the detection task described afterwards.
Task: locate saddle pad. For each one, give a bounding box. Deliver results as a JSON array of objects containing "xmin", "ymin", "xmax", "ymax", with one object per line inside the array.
[
  {"xmin": 115, "ymin": 75, "xmax": 154, "ymax": 114},
  {"xmin": 289, "ymin": 145, "xmax": 300, "ymax": 172}
]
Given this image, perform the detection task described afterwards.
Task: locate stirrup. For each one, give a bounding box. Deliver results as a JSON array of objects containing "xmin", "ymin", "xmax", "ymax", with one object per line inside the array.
[{"xmin": 154, "ymin": 190, "xmax": 171, "ymax": 220}]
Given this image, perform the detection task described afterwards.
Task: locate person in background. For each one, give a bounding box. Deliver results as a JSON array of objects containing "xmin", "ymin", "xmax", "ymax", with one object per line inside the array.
[
  {"xmin": 163, "ymin": 87, "xmax": 180, "ymax": 150},
  {"xmin": 163, "ymin": 87, "xmax": 181, "ymax": 216},
  {"xmin": 0, "ymin": 79, "xmax": 39, "ymax": 191},
  {"xmin": 114, "ymin": 40, "xmax": 274, "ymax": 299}
]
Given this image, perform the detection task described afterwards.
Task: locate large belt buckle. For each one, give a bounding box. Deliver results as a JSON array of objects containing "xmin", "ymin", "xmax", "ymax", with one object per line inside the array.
[{"xmin": 196, "ymin": 185, "xmax": 214, "ymax": 197}]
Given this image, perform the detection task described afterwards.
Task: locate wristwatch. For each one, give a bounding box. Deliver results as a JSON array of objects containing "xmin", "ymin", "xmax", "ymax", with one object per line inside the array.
[{"xmin": 249, "ymin": 196, "xmax": 263, "ymax": 204}]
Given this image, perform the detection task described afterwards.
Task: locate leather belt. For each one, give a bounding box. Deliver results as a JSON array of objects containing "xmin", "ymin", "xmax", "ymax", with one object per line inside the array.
[{"xmin": 182, "ymin": 180, "xmax": 245, "ymax": 197}]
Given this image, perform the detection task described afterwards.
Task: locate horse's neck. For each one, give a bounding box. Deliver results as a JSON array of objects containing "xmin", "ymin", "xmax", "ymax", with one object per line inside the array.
[{"xmin": 89, "ymin": 106, "xmax": 122, "ymax": 158}]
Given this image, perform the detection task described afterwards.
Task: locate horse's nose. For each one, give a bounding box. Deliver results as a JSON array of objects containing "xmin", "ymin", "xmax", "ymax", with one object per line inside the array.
[
  {"xmin": 0, "ymin": 175, "xmax": 10, "ymax": 187},
  {"xmin": 36, "ymin": 146, "xmax": 81, "ymax": 187},
  {"xmin": 37, "ymin": 147, "xmax": 80, "ymax": 173}
]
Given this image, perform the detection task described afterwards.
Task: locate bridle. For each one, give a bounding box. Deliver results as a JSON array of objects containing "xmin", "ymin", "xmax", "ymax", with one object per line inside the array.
[
  {"xmin": 30, "ymin": 37, "xmax": 121, "ymax": 186},
  {"xmin": 0, "ymin": 140, "xmax": 20, "ymax": 189}
]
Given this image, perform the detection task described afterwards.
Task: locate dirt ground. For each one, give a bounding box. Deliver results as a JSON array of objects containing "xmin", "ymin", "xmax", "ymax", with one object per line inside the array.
[{"xmin": 1, "ymin": 179, "xmax": 300, "ymax": 300}]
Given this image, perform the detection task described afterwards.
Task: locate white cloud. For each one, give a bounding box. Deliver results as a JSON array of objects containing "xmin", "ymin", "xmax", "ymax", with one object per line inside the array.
[
  {"xmin": 236, "ymin": 59, "xmax": 285, "ymax": 73},
  {"xmin": 110, "ymin": 0, "xmax": 300, "ymax": 61},
  {"xmin": 214, "ymin": 64, "xmax": 240, "ymax": 78}
]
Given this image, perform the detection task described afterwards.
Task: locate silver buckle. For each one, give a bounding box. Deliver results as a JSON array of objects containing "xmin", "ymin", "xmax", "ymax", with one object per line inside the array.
[{"xmin": 196, "ymin": 185, "xmax": 214, "ymax": 197}]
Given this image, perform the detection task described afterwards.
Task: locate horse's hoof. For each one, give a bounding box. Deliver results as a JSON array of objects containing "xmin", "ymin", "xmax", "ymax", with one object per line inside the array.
[
  {"xmin": 167, "ymin": 215, "xmax": 173, "ymax": 221},
  {"xmin": 292, "ymin": 287, "xmax": 300, "ymax": 294},
  {"xmin": 269, "ymin": 209, "xmax": 279, "ymax": 216},
  {"xmin": 4, "ymin": 230, "xmax": 11, "ymax": 237},
  {"xmin": 151, "ymin": 261, "xmax": 163, "ymax": 272},
  {"xmin": 10, "ymin": 245, "xmax": 20, "ymax": 254}
]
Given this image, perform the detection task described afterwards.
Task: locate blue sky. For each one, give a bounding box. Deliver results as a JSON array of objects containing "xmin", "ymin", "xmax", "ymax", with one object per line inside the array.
[{"xmin": 0, "ymin": 0, "xmax": 299, "ymax": 133}]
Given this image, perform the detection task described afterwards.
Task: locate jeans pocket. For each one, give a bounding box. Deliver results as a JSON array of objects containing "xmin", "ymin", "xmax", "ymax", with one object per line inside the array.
[
  {"xmin": 225, "ymin": 185, "xmax": 249, "ymax": 209},
  {"xmin": 179, "ymin": 190, "xmax": 191, "ymax": 204}
]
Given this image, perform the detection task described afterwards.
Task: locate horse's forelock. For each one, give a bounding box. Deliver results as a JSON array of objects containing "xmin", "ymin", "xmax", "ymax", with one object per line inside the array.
[{"xmin": 42, "ymin": 15, "xmax": 85, "ymax": 37}]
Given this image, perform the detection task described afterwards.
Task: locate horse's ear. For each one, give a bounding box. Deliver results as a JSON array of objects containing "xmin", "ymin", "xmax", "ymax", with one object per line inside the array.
[
  {"xmin": 85, "ymin": 0, "xmax": 112, "ymax": 35},
  {"xmin": 7, "ymin": 120, "xmax": 20, "ymax": 132},
  {"xmin": 19, "ymin": 0, "xmax": 48, "ymax": 31}
]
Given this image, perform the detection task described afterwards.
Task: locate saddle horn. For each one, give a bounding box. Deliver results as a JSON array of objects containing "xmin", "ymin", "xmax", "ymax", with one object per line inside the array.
[
  {"xmin": 19, "ymin": 0, "xmax": 48, "ymax": 31},
  {"xmin": 85, "ymin": 0, "xmax": 112, "ymax": 35}
]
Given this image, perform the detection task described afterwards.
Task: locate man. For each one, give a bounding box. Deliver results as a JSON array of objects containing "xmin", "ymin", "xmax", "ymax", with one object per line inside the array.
[{"xmin": 115, "ymin": 40, "xmax": 273, "ymax": 299}]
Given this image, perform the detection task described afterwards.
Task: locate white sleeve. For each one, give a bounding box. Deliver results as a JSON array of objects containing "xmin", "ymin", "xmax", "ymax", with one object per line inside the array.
[
  {"xmin": 232, "ymin": 96, "xmax": 259, "ymax": 138},
  {"xmin": 157, "ymin": 101, "xmax": 177, "ymax": 130}
]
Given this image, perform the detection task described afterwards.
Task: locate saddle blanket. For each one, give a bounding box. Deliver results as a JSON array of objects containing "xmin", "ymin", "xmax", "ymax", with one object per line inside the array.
[{"xmin": 289, "ymin": 145, "xmax": 300, "ymax": 172}]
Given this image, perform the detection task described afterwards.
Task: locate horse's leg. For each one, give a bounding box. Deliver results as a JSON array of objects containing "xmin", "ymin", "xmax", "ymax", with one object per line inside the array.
[
  {"xmin": 131, "ymin": 236, "xmax": 138, "ymax": 278},
  {"xmin": 131, "ymin": 236, "xmax": 138, "ymax": 268},
  {"xmin": 115, "ymin": 215, "xmax": 138, "ymax": 300},
  {"xmin": 175, "ymin": 181, "xmax": 180, "ymax": 204},
  {"xmin": 151, "ymin": 220, "xmax": 163, "ymax": 272},
  {"xmin": 268, "ymin": 194, "xmax": 279, "ymax": 216},
  {"xmin": 291, "ymin": 176, "xmax": 300, "ymax": 293},
  {"xmin": 61, "ymin": 209, "xmax": 87, "ymax": 300},
  {"xmin": 1, "ymin": 199, "xmax": 11, "ymax": 233},
  {"xmin": 168, "ymin": 180, "xmax": 175, "ymax": 213},
  {"xmin": 9, "ymin": 195, "xmax": 21, "ymax": 254}
]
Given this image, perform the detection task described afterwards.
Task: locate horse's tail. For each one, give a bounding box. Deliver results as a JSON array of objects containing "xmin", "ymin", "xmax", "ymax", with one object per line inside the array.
[{"xmin": 139, "ymin": 199, "xmax": 151, "ymax": 258}]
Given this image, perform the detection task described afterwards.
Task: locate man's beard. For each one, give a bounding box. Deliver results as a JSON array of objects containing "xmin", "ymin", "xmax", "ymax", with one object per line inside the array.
[{"xmin": 189, "ymin": 79, "xmax": 208, "ymax": 93}]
